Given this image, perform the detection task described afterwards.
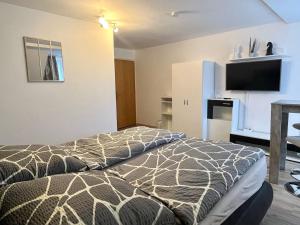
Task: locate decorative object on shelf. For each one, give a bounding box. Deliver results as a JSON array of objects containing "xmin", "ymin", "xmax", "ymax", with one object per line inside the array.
[
  {"xmin": 249, "ymin": 38, "xmax": 257, "ymax": 57},
  {"xmin": 266, "ymin": 42, "xmax": 274, "ymax": 56},
  {"xmin": 23, "ymin": 37, "xmax": 64, "ymax": 82},
  {"xmin": 232, "ymin": 45, "xmax": 242, "ymax": 59}
]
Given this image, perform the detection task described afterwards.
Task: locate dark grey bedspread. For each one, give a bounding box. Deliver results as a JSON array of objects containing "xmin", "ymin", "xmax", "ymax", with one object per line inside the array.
[
  {"xmin": 63, "ymin": 126, "xmax": 185, "ymax": 170},
  {"xmin": 0, "ymin": 171, "xmax": 176, "ymax": 225},
  {"xmin": 109, "ymin": 138, "xmax": 265, "ymax": 225},
  {"xmin": 0, "ymin": 145, "xmax": 87, "ymax": 186},
  {"xmin": 0, "ymin": 128, "xmax": 265, "ymax": 225}
]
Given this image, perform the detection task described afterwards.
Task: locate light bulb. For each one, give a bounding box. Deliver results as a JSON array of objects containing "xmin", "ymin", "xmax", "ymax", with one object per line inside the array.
[
  {"xmin": 98, "ymin": 17, "xmax": 105, "ymax": 24},
  {"xmin": 102, "ymin": 22, "xmax": 109, "ymax": 29},
  {"xmin": 113, "ymin": 26, "xmax": 119, "ymax": 33},
  {"xmin": 98, "ymin": 17, "xmax": 109, "ymax": 29}
]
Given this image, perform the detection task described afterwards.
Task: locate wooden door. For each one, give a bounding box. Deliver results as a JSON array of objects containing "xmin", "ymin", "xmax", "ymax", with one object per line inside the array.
[{"xmin": 115, "ymin": 59, "xmax": 136, "ymax": 129}]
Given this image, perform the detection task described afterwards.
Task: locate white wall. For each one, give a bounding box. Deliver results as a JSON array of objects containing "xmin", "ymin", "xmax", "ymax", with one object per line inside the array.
[
  {"xmin": 114, "ymin": 48, "xmax": 136, "ymax": 61},
  {"xmin": 0, "ymin": 2, "xmax": 117, "ymax": 145},
  {"xmin": 136, "ymin": 22, "xmax": 300, "ymax": 135}
]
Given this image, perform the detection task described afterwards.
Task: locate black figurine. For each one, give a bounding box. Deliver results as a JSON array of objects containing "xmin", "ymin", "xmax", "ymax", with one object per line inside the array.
[{"xmin": 266, "ymin": 42, "xmax": 273, "ymax": 55}]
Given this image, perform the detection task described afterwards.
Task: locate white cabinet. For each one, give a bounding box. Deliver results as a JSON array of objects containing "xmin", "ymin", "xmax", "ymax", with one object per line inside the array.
[
  {"xmin": 172, "ymin": 61, "xmax": 215, "ymax": 138},
  {"xmin": 207, "ymin": 99, "xmax": 240, "ymax": 141}
]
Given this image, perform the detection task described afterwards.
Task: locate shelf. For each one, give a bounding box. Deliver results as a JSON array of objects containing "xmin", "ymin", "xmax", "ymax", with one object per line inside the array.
[
  {"xmin": 229, "ymin": 55, "xmax": 289, "ymax": 63},
  {"xmin": 161, "ymin": 113, "xmax": 172, "ymax": 116},
  {"xmin": 161, "ymin": 97, "xmax": 172, "ymax": 130},
  {"xmin": 208, "ymin": 118, "xmax": 232, "ymax": 122},
  {"xmin": 161, "ymin": 97, "xmax": 172, "ymax": 102}
]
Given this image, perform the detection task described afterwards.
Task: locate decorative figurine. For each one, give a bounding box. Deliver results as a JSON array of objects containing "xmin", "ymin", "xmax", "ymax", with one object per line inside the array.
[
  {"xmin": 266, "ymin": 42, "xmax": 273, "ymax": 55},
  {"xmin": 233, "ymin": 45, "xmax": 242, "ymax": 59},
  {"xmin": 249, "ymin": 38, "xmax": 257, "ymax": 57}
]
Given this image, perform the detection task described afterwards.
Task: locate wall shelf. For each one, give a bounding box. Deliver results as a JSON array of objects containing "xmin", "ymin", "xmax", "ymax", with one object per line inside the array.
[
  {"xmin": 160, "ymin": 97, "xmax": 172, "ymax": 130},
  {"xmin": 229, "ymin": 55, "xmax": 289, "ymax": 63}
]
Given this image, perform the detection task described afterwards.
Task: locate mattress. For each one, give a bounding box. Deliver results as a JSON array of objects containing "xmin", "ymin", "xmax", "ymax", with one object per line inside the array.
[{"xmin": 200, "ymin": 155, "xmax": 267, "ymax": 225}]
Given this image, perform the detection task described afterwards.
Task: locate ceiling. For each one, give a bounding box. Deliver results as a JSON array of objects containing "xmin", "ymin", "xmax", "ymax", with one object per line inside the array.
[
  {"xmin": 262, "ymin": 0, "xmax": 300, "ymax": 23},
  {"xmin": 0, "ymin": 0, "xmax": 284, "ymax": 49}
]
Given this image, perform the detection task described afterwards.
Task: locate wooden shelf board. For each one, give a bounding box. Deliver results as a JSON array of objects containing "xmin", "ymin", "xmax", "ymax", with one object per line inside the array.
[
  {"xmin": 161, "ymin": 97, "xmax": 172, "ymax": 102},
  {"xmin": 161, "ymin": 113, "xmax": 172, "ymax": 116}
]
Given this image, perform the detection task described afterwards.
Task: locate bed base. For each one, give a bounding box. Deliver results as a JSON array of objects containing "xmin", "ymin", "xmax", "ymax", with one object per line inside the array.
[{"xmin": 221, "ymin": 181, "xmax": 273, "ymax": 225}]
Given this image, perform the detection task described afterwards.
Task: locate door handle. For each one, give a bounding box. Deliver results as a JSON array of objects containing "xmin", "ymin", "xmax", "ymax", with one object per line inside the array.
[
  {"xmin": 222, "ymin": 102, "xmax": 232, "ymax": 106},
  {"xmin": 184, "ymin": 100, "xmax": 186, "ymax": 105},
  {"xmin": 186, "ymin": 99, "xmax": 189, "ymax": 106}
]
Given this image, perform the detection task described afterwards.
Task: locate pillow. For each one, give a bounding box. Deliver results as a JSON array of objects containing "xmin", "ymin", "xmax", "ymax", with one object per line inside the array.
[
  {"xmin": 0, "ymin": 171, "xmax": 176, "ymax": 225},
  {"xmin": 0, "ymin": 145, "xmax": 87, "ymax": 186}
]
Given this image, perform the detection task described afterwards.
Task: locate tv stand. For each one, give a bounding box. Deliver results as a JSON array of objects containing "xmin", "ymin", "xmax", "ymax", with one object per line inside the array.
[
  {"xmin": 230, "ymin": 129, "xmax": 300, "ymax": 156},
  {"xmin": 230, "ymin": 130, "xmax": 270, "ymax": 146}
]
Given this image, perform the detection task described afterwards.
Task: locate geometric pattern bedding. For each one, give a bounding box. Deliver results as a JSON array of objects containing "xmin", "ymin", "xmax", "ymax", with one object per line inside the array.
[
  {"xmin": 0, "ymin": 171, "xmax": 176, "ymax": 225},
  {"xmin": 0, "ymin": 145, "xmax": 87, "ymax": 187},
  {"xmin": 63, "ymin": 126, "xmax": 185, "ymax": 170},
  {"xmin": 0, "ymin": 127, "xmax": 266, "ymax": 225},
  {"xmin": 109, "ymin": 138, "xmax": 265, "ymax": 225}
]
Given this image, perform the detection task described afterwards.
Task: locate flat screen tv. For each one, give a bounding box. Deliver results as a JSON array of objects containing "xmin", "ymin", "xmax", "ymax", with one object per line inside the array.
[{"xmin": 226, "ymin": 59, "xmax": 282, "ymax": 91}]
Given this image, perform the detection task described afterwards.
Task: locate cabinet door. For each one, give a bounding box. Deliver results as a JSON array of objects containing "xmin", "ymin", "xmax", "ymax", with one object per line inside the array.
[{"xmin": 172, "ymin": 62, "xmax": 202, "ymax": 138}]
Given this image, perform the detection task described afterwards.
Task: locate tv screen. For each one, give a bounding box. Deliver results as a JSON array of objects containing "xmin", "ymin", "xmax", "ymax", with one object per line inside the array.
[{"xmin": 226, "ymin": 59, "xmax": 282, "ymax": 91}]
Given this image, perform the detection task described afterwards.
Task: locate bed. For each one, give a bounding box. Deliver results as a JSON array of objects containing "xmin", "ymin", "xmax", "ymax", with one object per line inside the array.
[{"xmin": 0, "ymin": 126, "xmax": 273, "ymax": 225}]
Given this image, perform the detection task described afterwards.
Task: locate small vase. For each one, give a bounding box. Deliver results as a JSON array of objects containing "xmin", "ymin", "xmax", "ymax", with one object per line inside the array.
[{"xmin": 249, "ymin": 52, "xmax": 256, "ymax": 57}]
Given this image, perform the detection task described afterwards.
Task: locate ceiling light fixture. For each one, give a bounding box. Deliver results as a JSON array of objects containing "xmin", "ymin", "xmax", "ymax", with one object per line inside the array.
[
  {"xmin": 98, "ymin": 16, "xmax": 109, "ymax": 29},
  {"xmin": 98, "ymin": 16, "xmax": 120, "ymax": 33},
  {"xmin": 171, "ymin": 11, "xmax": 177, "ymax": 17},
  {"xmin": 113, "ymin": 24, "xmax": 119, "ymax": 33}
]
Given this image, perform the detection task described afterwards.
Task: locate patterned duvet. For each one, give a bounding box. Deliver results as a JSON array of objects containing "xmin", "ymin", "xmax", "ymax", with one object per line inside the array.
[
  {"xmin": 0, "ymin": 171, "xmax": 175, "ymax": 225},
  {"xmin": 109, "ymin": 138, "xmax": 265, "ymax": 225},
  {"xmin": 0, "ymin": 127, "xmax": 265, "ymax": 225},
  {"xmin": 63, "ymin": 126, "xmax": 185, "ymax": 170}
]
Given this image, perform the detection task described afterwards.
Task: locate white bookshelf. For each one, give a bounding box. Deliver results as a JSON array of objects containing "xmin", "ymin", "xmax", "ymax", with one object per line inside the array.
[{"xmin": 160, "ymin": 97, "xmax": 172, "ymax": 130}]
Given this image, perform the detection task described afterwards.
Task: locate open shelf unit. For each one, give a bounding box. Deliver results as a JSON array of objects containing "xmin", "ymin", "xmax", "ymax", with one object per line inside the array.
[{"xmin": 160, "ymin": 97, "xmax": 172, "ymax": 130}]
